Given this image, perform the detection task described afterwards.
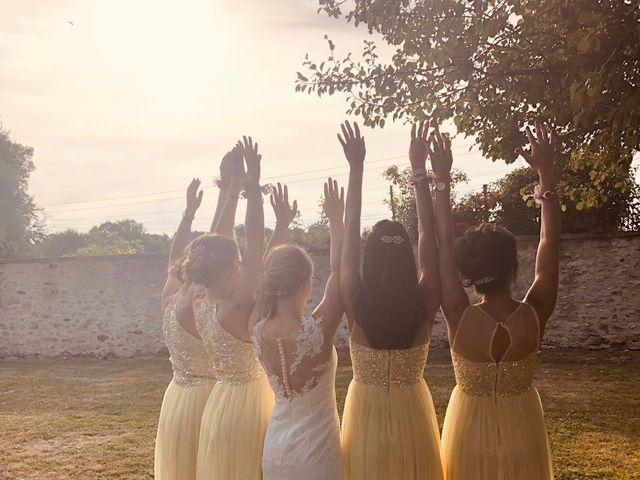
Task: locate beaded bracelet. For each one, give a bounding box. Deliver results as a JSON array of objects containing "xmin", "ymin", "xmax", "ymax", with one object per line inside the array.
[{"xmin": 410, "ymin": 168, "xmax": 428, "ymax": 186}]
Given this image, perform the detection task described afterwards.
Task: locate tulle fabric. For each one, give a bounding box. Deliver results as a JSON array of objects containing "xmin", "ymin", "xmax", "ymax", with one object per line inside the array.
[
  {"xmin": 154, "ymin": 381, "xmax": 213, "ymax": 480},
  {"xmin": 196, "ymin": 375, "xmax": 275, "ymax": 480},
  {"xmin": 441, "ymin": 385, "xmax": 553, "ymax": 480},
  {"xmin": 341, "ymin": 378, "xmax": 444, "ymax": 480}
]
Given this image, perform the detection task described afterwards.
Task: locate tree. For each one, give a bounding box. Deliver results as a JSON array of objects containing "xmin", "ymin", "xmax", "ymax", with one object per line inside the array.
[
  {"xmin": 0, "ymin": 125, "xmax": 43, "ymax": 257},
  {"xmin": 493, "ymin": 165, "xmax": 640, "ymax": 234},
  {"xmin": 298, "ymin": 0, "xmax": 640, "ymax": 207},
  {"xmin": 382, "ymin": 164, "xmax": 640, "ymax": 238},
  {"xmin": 37, "ymin": 229, "xmax": 88, "ymax": 257},
  {"xmin": 382, "ymin": 165, "xmax": 468, "ymax": 241},
  {"xmin": 35, "ymin": 220, "xmax": 172, "ymax": 257}
]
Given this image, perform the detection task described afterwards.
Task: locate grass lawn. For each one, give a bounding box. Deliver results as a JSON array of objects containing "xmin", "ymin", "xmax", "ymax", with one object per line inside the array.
[{"xmin": 0, "ymin": 350, "xmax": 638, "ymax": 479}]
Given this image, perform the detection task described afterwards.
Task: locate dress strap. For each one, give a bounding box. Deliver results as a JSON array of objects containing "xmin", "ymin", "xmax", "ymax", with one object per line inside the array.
[
  {"xmin": 525, "ymin": 302, "xmax": 543, "ymax": 347},
  {"xmin": 451, "ymin": 306, "xmax": 471, "ymax": 351}
]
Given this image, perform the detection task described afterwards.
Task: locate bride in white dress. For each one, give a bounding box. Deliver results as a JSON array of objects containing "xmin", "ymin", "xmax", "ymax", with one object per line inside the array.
[{"xmin": 251, "ymin": 178, "xmax": 345, "ymax": 480}]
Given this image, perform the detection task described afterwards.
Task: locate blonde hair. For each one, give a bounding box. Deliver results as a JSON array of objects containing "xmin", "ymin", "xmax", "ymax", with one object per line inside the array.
[
  {"xmin": 170, "ymin": 234, "xmax": 239, "ymax": 287},
  {"xmin": 256, "ymin": 245, "xmax": 313, "ymax": 320}
]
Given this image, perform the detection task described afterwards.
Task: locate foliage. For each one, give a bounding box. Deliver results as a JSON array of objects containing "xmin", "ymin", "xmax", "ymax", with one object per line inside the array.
[
  {"xmin": 382, "ymin": 163, "xmax": 640, "ymax": 237},
  {"xmin": 298, "ymin": 0, "xmax": 640, "ymax": 207},
  {"xmin": 36, "ymin": 220, "xmax": 171, "ymax": 257},
  {"xmin": 453, "ymin": 188, "xmax": 501, "ymax": 235},
  {"xmin": 0, "ymin": 125, "xmax": 43, "ymax": 258},
  {"xmin": 382, "ymin": 165, "xmax": 468, "ymax": 240}
]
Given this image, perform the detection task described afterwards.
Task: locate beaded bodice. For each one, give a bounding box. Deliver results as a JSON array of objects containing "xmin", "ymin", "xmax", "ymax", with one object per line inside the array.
[
  {"xmin": 195, "ymin": 302, "xmax": 265, "ymax": 385},
  {"xmin": 451, "ymin": 350, "xmax": 537, "ymax": 397},
  {"xmin": 162, "ymin": 302, "xmax": 216, "ymax": 387},
  {"xmin": 350, "ymin": 340, "xmax": 429, "ymax": 388},
  {"xmin": 451, "ymin": 303, "xmax": 540, "ymax": 397}
]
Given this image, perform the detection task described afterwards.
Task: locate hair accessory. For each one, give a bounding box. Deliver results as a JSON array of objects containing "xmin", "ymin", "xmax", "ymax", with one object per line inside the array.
[
  {"xmin": 191, "ymin": 244, "xmax": 206, "ymax": 255},
  {"xmin": 380, "ymin": 234, "xmax": 405, "ymax": 244},
  {"xmin": 473, "ymin": 275, "xmax": 496, "ymax": 285}
]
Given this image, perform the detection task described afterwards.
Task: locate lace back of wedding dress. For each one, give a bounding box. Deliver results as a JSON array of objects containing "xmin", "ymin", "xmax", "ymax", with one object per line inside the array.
[{"xmin": 252, "ymin": 315, "xmax": 333, "ymax": 401}]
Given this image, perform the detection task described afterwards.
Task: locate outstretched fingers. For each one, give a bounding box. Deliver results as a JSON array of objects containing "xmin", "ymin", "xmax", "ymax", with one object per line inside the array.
[{"xmin": 340, "ymin": 123, "xmax": 349, "ymax": 141}]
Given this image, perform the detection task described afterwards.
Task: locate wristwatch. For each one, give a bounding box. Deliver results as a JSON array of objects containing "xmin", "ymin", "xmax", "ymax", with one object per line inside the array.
[{"xmin": 436, "ymin": 181, "xmax": 449, "ymax": 192}]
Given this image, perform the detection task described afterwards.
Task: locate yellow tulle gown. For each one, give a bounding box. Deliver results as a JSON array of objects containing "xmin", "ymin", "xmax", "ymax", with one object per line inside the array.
[
  {"xmin": 195, "ymin": 303, "xmax": 274, "ymax": 480},
  {"xmin": 155, "ymin": 301, "xmax": 216, "ymax": 480},
  {"xmin": 441, "ymin": 303, "xmax": 553, "ymax": 480},
  {"xmin": 342, "ymin": 339, "xmax": 444, "ymax": 480}
]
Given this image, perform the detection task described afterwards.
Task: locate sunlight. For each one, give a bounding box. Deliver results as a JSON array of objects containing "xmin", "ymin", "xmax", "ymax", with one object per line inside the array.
[{"xmin": 73, "ymin": 0, "xmax": 233, "ymax": 130}]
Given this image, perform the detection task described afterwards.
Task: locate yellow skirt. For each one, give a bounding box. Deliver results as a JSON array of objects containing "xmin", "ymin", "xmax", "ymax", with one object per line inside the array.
[
  {"xmin": 341, "ymin": 379, "xmax": 444, "ymax": 480},
  {"xmin": 441, "ymin": 386, "xmax": 553, "ymax": 480},
  {"xmin": 155, "ymin": 380, "xmax": 214, "ymax": 480},
  {"xmin": 196, "ymin": 375, "xmax": 274, "ymax": 480}
]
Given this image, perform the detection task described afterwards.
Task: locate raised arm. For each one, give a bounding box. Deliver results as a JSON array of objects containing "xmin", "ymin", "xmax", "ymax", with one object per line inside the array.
[
  {"xmin": 337, "ymin": 121, "xmax": 366, "ymax": 323},
  {"xmin": 265, "ymin": 183, "xmax": 298, "ymax": 255},
  {"xmin": 520, "ymin": 122, "xmax": 560, "ymax": 332},
  {"xmin": 409, "ymin": 121, "xmax": 441, "ymax": 323},
  {"xmin": 162, "ymin": 178, "xmax": 203, "ymax": 307},
  {"xmin": 213, "ymin": 144, "xmax": 244, "ymax": 238},
  {"xmin": 430, "ymin": 127, "xmax": 469, "ymax": 334},
  {"xmin": 313, "ymin": 178, "xmax": 345, "ymax": 327},
  {"xmin": 232, "ymin": 136, "xmax": 265, "ymax": 306}
]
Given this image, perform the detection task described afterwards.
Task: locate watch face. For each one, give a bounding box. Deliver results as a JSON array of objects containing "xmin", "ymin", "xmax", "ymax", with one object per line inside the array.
[{"xmin": 436, "ymin": 182, "xmax": 448, "ymax": 192}]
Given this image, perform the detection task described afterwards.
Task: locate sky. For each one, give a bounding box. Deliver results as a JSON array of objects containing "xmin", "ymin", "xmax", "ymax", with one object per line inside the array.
[{"xmin": 0, "ymin": 0, "xmax": 529, "ymax": 234}]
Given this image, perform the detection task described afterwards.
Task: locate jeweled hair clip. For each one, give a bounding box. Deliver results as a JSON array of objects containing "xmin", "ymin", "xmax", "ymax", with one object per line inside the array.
[
  {"xmin": 191, "ymin": 244, "xmax": 207, "ymax": 255},
  {"xmin": 380, "ymin": 235, "xmax": 405, "ymax": 244}
]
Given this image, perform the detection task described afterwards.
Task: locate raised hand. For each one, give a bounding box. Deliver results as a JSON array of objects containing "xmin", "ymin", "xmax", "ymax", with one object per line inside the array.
[
  {"xmin": 337, "ymin": 121, "xmax": 365, "ymax": 167},
  {"xmin": 409, "ymin": 120, "xmax": 430, "ymax": 169},
  {"xmin": 323, "ymin": 177, "xmax": 345, "ymax": 223},
  {"xmin": 428, "ymin": 125, "xmax": 453, "ymax": 180},
  {"xmin": 242, "ymin": 136, "xmax": 262, "ymax": 184},
  {"xmin": 220, "ymin": 142, "xmax": 245, "ymax": 186},
  {"xmin": 270, "ymin": 182, "xmax": 298, "ymax": 227},
  {"xmin": 185, "ymin": 178, "xmax": 203, "ymax": 217},
  {"xmin": 517, "ymin": 122, "xmax": 557, "ymax": 180}
]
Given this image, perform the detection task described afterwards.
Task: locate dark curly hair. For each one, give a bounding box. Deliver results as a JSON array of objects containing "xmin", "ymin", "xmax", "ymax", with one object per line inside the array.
[
  {"xmin": 453, "ymin": 223, "xmax": 518, "ymax": 294},
  {"xmin": 357, "ymin": 220, "xmax": 427, "ymax": 349},
  {"xmin": 170, "ymin": 234, "xmax": 239, "ymax": 288},
  {"xmin": 256, "ymin": 244, "xmax": 314, "ymax": 320}
]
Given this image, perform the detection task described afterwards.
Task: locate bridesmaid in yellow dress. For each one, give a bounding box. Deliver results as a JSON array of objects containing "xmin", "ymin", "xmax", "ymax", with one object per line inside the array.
[
  {"xmin": 195, "ymin": 136, "xmax": 275, "ymax": 480},
  {"xmin": 155, "ymin": 147, "xmax": 244, "ymax": 479},
  {"xmin": 431, "ymin": 122, "xmax": 558, "ymax": 479},
  {"xmin": 338, "ymin": 121, "xmax": 444, "ymax": 480}
]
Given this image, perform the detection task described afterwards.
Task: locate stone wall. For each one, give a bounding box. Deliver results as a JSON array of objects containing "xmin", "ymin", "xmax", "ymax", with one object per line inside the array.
[{"xmin": 0, "ymin": 233, "xmax": 638, "ymax": 357}]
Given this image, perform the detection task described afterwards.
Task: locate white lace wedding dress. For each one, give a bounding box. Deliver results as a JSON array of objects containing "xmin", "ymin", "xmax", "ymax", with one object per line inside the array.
[{"xmin": 252, "ymin": 315, "xmax": 343, "ymax": 480}]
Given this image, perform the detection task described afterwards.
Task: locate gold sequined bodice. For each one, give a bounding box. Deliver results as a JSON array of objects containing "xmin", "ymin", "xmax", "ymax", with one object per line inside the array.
[
  {"xmin": 350, "ymin": 340, "xmax": 428, "ymax": 388},
  {"xmin": 196, "ymin": 303, "xmax": 265, "ymax": 385},
  {"xmin": 162, "ymin": 302, "xmax": 216, "ymax": 387},
  {"xmin": 451, "ymin": 350, "xmax": 537, "ymax": 397}
]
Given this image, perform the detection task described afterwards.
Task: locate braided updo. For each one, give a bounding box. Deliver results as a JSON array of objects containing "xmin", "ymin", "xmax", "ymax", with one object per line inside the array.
[
  {"xmin": 256, "ymin": 245, "xmax": 313, "ymax": 320},
  {"xmin": 170, "ymin": 234, "xmax": 239, "ymax": 288},
  {"xmin": 453, "ymin": 223, "xmax": 518, "ymax": 294}
]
